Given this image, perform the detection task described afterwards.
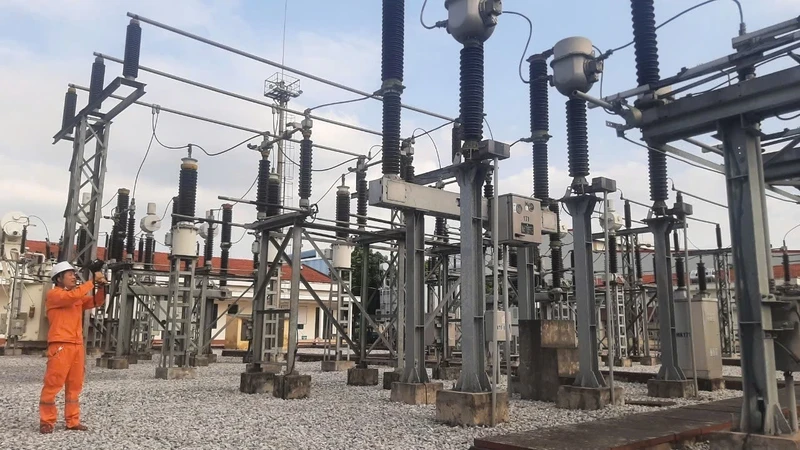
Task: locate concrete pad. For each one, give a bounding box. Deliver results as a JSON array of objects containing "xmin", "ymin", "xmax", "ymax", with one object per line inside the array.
[
  {"xmin": 383, "ymin": 370, "xmax": 402, "ymax": 390},
  {"xmin": 125, "ymin": 354, "xmax": 139, "ymax": 365},
  {"xmin": 432, "ymin": 365, "xmax": 461, "ymax": 381},
  {"xmin": 648, "ymin": 379, "xmax": 696, "ymax": 399},
  {"xmin": 86, "ymin": 347, "xmax": 103, "ymax": 357},
  {"xmin": 614, "ymin": 357, "xmax": 633, "ymax": 368},
  {"xmin": 155, "ymin": 366, "xmax": 197, "ymax": 380},
  {"xmin": 708, "ymin": 431, "xmax": 800, "ymax": 450},
  {"xmin": 390, "ymin": 382, "xmax": 443, "ymax": 405},
  {"xmin": 239, "ymin": 371, "xmax": 275, "ymax": 394},
  {"xmin": 698, "ymin": 378, "xmax": 726, "ymax": 392},
  {"xmin": 203, "ymin": 353, "xmax": 218, "ymax": 364},
  {"xmin": 1, "ymin": 348, "xmax": 23, "ymax": 356},
  {"xmin": 638, "ymin": 356, "xmax": 660, "ymax": 366},
  {"xmin": 347, "ymin": 367, "xmax": 379, "ymax": 386},
  {"xmin": 174, "ymin": 354, "xmax": 197, "ymax": 367},
  {"xmin": 245, "ymin": 362, "xmax": 283, "ymax": 374},
  {"xmin": 435, "ymin": 390, "xmax": 509, "ymax": 427},
  {"xmin": 135, "ymin": 352, "xmax": 154, "ymax": 362},
  {"xmin": 193, "ymin": 355, "xmax": 211, "ymax": 367},
  {"xmin": 556, "ymin": 385, "xmax": 625, "ymax": 410},
  {"xmin": 321, "ymin": 360, "xmax": 355, "ymax": 372},
  {"xmin": 273, "ymin": 374, "xmax": 311, "ymax": 399}
]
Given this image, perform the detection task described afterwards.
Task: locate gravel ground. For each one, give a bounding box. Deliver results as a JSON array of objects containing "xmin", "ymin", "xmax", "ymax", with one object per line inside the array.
[{"xmin": 0, "ymin": 352, "xmax": 741, "ymax": 450}]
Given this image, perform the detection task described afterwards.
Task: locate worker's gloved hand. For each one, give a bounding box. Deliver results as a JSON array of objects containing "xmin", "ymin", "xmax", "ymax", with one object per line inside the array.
[
  {"xmin": 93, "ymin": 272, "xmax": 108, "ymax": 285},
  {"xmin": 87, "ymin": 259, "xmax": 105, "ymax": 273}
]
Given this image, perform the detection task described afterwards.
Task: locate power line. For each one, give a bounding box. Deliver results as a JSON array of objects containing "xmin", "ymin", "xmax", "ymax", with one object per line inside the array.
[{"xmin": 504, "ymin": 10, "xmax": 533, "ymax": 84}]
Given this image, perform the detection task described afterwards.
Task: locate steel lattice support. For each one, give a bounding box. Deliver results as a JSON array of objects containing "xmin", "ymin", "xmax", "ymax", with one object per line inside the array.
[
  {"xmin": 454, "ymin": 162, "xmax": 491, "ymax": 393},
  {"xmin": 403, "ymin": 210, "xmax": 428, "ymax": 383},
  {"xmin": 564, "ymin": 194, "xmax": 605, "ymax": 388},
  {"xmin": 714, "ymin": 252, "xmax": 736, "ymax": 356},
  {"xmin": 720, "ymin": 118, "xmax": 790, "ymax": 435}
]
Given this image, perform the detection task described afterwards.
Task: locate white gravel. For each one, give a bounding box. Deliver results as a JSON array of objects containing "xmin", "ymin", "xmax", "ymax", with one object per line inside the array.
[{"xmin": 0, "ymin": 352, "xmax": 741, "ymax": 450}]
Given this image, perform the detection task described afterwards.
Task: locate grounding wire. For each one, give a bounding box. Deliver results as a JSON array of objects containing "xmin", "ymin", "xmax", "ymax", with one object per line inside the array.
[
  {"xmin": 504, "ymin": 11, "xmax": 533, "ymax": 84},
  {"xmin": 412, "ymin": 127, "xmax": 442, "ymax": 169},
  {"xmin": 419, "ymin": 0, "xmax": 439, "ymax": 30},
  {"xmin": 306, "ymin": 95, "xmax": 371, "ymax": 113},
  {"xmin": 27, "ymin": 215, "xmax": 50, "ymax": 242},
  {"xmin": 133, "ymin": 110, "xmax": 159, "ymax": 200},
  {"xmin": 605, "ymin": 0, "xmax": 745, "ymax": 55},
  {"xmin": 151, "ymin": 110, "xmax": 265, "ymax": 157},
  {"xmin": 484, "ymin": 117, "xmax": 495, "ymax": 140}
]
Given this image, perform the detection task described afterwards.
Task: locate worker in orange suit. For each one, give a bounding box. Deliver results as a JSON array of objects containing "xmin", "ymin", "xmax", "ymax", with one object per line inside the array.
[{"xmin": 39, "ymin": 261, "xmax": 107, "ymax": 434}]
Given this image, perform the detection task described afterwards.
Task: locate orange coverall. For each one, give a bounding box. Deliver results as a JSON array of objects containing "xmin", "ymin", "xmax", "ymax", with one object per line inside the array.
[{"xmin": 39, "ymin": 280, "xmax": 105, "ymax": 428}]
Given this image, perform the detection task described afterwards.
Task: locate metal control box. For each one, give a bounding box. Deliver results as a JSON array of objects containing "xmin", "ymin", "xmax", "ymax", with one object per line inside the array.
[{"xmin": 496, "ymin": 194, "xmax": 543, "ymax": 245}]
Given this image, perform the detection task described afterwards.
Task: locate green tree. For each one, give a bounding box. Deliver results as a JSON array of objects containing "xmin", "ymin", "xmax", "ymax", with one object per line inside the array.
[{"xmin": 350, "ymin": 246, "xmax": 387, "ymax": 343}]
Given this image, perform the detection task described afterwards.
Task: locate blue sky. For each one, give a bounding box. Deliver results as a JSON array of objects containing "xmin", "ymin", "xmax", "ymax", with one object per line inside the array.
[{"xmin": 1, "ymin": 0, "xmax": 799, "ymax": 259}]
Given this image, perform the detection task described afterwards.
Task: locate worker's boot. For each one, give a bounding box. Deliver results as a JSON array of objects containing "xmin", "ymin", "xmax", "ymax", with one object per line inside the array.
[
  {"xmin": 66, "ymin": 424, "xmax": 88, "ymax": 431},
  {"xmin": 39, "ymin": 423, "xmax": 54, "ymax": 434}
]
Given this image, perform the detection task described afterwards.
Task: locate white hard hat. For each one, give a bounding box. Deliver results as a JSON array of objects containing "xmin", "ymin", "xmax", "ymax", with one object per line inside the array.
[{"xmin": 50, "ymin": 261, "xmax": 76, "ymax": 280}]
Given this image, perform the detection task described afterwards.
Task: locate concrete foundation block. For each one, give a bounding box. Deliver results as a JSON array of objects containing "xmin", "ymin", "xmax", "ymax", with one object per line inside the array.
[
  {"xmin": 432, "ymin": 365, "xmax": 462, "ymax": 381},
  {"xmin": 86, "ymin": 347, "xmax": 103, "ymax": 357},
  {"xmin": 638, "ymin": 356, "xmax": 660, "ymax": 366},
  {"xmin": 204, "ymin": 353, "xmax": 218, "ymax": 364},
  {"xmin": 1, "ymin": 348, "xmax": 23, "ymax": 356},
  {"xmin": 107, "ymin": 356, "xmax": 130, "ymax": 370},
  {"xmin": 518, "ymin": 320, "xmax": 579, "ymax": 402},
  {"xmin": 125, "ymin": 354, "xmax": 139, "ymax": 365},
  {"xmin": 174, "ymin": 354, "xmax": 197, "ymax": 367},
  {"xmin": 390, "ymin": 382, "xmax": 443, "ymax": 405},
  {"xmin": 614, "ymin": 357, "xmax": 633, "ymax": 368},
  {"xmin": 435, "ymin": 390, "xmax": 509, "ymax": 427},
  {"xmin": 239, "ymin": 371, "xmax": 275, "ymax": 394},
  {"xmin": 556, "ymin": 385, "xmax": 625, "ymax": 410},
  {"xmin": 321, "ymin": 360, "xmax": 356, "ymax": 372},
  {"xmin": 698, "ymin": 378, "xmax": 726, "ymax": 392},
  {"xmin": 347, "ymin": 367, "xmax": 379, "ymax": 386},
  {"xmin": 708, "ymin": 431, "xmax": 800, "ymax": 450},
  {"xmin": 647, "ymin": 379, "xmax": 696, "ymax": 398},
  {"xmin": 273, "ymin": 374, "xmax": 311, "ymax": 399},
  {"xmin": 135, "ymin": 352, "xmax": 154, "ymax": 362},
  {"xmin": 155, "ymin": 366, "xmax": 197, "ymax": 380},
  {"xmin": 246, "ymin": 362, "xmax": 283, "ymax": 374},
  {"xmin": 383, "ymin": 370, "xmax": 402, "ymax": 390}
]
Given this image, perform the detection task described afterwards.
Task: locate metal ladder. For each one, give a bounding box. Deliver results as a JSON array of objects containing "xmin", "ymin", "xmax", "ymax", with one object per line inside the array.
[
  {"xmin": 162, "ymin": 258, "xmax": 196, "ymax": 367},
  {"xmin": 262, "ymin": 263, "xmax": 285, "ymax": 362},
  {"xmin": 614, "ymin": 286, "xmax": 628, "ymax": 359}
]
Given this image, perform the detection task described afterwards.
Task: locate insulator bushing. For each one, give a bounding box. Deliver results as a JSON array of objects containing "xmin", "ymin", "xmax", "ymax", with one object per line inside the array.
[
  {"xmin": 178, "ymin": 158, "xmax": 198, "ymax": 219},
  {"xmin": 403, "ymin": 156, "xmax": 415, "ymax": 182},
  {"xmin": 170, "ymin": 196, "xmax": 180, "ymax": 229},
  {"xmin": 381, "ymin": 0, "xmax": 404, "ymax": 83},
  {"xmin": 509, "ymin": 247, "xmax": 518, "ymax": 268},
  {"xmin": 570, "ymin": 250, "xmax": 576, "ymax": 287},
  {"xmin": 566, "ymin": 98, "xmax": 589, "ymax": 182},
  {"xmin": 648, "ymin": 150, "xmax": 668, "ymax": 204},
  {"xmin": 111, "ymin": 188, "xmax": 130, "ymax": 261},
  {"xmin": 382, "ymin": 92, "xmax": 402, "ymax": 175},
  {"xmin": 267, "ymin": 173, "xmax": 281, "ymax": 217},
  {"xmin": 698, "ymin": 261, "xmax": 708, "ymax": 292},
  {"xmin": 451, "ymin": 121, "xmax": 462, "ymax": 162},
  {"xmin": 335, "ymin": 185, "xmax": 351, "ymax": 239},
  {"xmin": 299, "ymin": 138, "xmax": 313, "ymax": 201},
  {"xmin": 220, "ymin": 204, "xmax": 232, "ymax": 287},
  {"xmin": 126, "ymin": 213, "xmax": 135, "ymax": 256},
  {"xmin": 530, "ymin": 56, "xmax": 550, "ymax": 202},
  {"xmin": 435, "ymin": 217, "xmax": 449, "ymax": 243},
  {"xmin": 137, "ymin": 237, "xmax": 144, "ymax": 263},
  {"xmin": 631, "ymin": 0, "xmax": 661, "ymax": 88},
  {"xmin": 484, "ymin": 169, "xmax": 494, "ymax": 199},
  {"xmin": 144, "ymin": 236, "xmax": 154, "ymax": 269},
  {"xmin": 256, "ymin": 158, "xmax": 270, "ymax": 216},
  {"xmin": 672, "ymin": 231, "xmax": 680, "ymax": 253},
  {"xmin": 62, "ymin": 87, "xmax": 78, "ymax": 132},
  {"xmin": 123, "ymin": 19, "xmax": 142, "ymax": 79},
  {"xmin": 460, "ymin": 41, "xmax": 484, "ymax": 144},
  {"xmin": 784, "ymin": 250, "xmax": 791, "ymax": 284},
  {"xmin": 89, "ymin": 56, "xmax": 106, "ymax": 109},
  {"xmin": 356, "ymin": 170, "xmax": 368, "ymax": 228},
  {"xmin": 716, "ymin": 224, "xmax": 723, "ymax": 249},
  {"xmin": 675, "ymin": 258, "xmax": 686, "ymax": 288},
  {"xmin": 624, "ymin": 200, "xmax": 632, "ymax": 229},
  {"xmin": 204, "ymin": 223, "xmax": 214, "ymax": 264},
  {"xmin": 609, "ymin": 235, "xmax": 618, "ymax": 274},
  {"xmin": 635, "ymin": 243, "xmax": 643, "ymax": 280}
]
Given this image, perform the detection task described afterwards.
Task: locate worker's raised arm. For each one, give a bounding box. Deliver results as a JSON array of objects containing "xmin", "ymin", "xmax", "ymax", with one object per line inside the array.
[
  {"xmin": 47, "ymin": 281, "xmax": 95, "ymax": 309},
  {"xmin": 82, "ymin": 285, "xmax": 106, "ymax": 310}
]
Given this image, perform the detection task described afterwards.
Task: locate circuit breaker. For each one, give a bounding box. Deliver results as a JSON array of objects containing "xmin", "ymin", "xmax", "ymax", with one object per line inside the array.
[{"xmin": 495, "ymin": 194, "xmax": 544, "ymax": 245}]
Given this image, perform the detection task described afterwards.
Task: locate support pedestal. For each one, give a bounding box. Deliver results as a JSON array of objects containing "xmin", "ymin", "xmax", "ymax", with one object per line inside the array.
[
  {"xmin": 638, "ymin": 356, "xmax": 660, "ymax": 366},
  {"xmin": 383, "ymin": 370, "xmax": 402, "ymax": 390},
  {"xmin": 614, "ymin": 357, "xmax": 633, "ymax": 367},
  {"xmin": 556, "ymin": 385, "xmax": 624, "ymax": 410},
  {"xmin": 321, "ymin": 360, "xmax": 355, "ymax": 372},
  {"xmin": 517, "ymin": 320, "xmax": 579, "ymax": 402},
  {"xmin": 239, "ymin": 370, "xmax": 275, "ymax": 394},
  {"xmin": 435, "ymin": 390, "xmax": 509, "ymax": 426},
  {"xmin": 390, "ymin": 382, "xmax": 443, "ymax": 405},
  {"xmin": 347, "ymin": 367, "xmax": 379, "ymax": 386},
  {"xmin": 155, "ymin": 366, "xmax": 197, "ymax": 380},
  {"xmin": 432, "ymin": 365, "xmax": 461, "ymax": 381},
  {"xmin": 647, "ymin": 379, "xmax": 696, "ymax": 398},
  {"xmin": 273, "ymin": 374, "xmax": 311, "ymax": 399},
  {"xmin": 96, "ymin": 356, "xmax": 131, "ymax": 369},
  {"xmin": 698, "ymin": 378, "xmax": 726, "ymax": 391}
]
